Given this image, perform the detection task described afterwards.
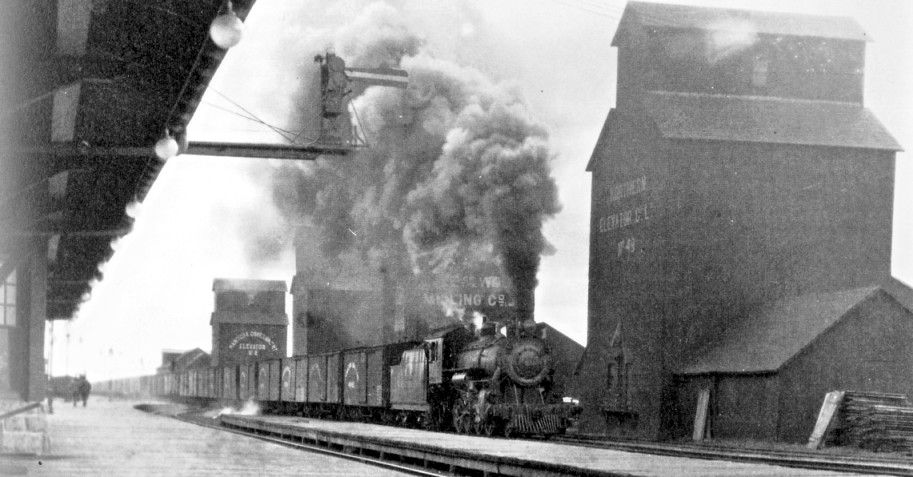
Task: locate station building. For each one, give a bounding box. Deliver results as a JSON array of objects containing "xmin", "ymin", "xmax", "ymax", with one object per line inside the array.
[
  {"xmin": 0, "ymin": 0, "xmax": 255, "ymax": 455},
  {"xmin": 579, "ymin": 2, "xmax": 908, "ymax": 442}
]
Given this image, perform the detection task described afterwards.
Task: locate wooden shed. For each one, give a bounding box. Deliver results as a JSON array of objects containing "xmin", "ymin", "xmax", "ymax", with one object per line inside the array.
[{"xmin": 674, "ymin": 286, "xmax": 913, "ymax": 442}]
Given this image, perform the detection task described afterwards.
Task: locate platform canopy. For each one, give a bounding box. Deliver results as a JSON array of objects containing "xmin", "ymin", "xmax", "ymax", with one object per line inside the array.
[{"xmin": 0, "ymin": 0, "xmax": 257, "ymax": 319}]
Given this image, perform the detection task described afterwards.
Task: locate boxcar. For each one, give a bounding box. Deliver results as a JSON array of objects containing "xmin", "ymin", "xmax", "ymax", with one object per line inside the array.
[
  {"xmin": 257, "ymin": 361, "xmax": 270, "ymax": 401},
  {"xmin": 180, "ymin": 371, "xmax": 188, "ymax": 397},
  {"xmin": 268, "ymin": 359, "xmax": 281, "ymax": 402},
  {"xmin": 223, "ymin": 366, "xmax": 237, "ymax": 401},
  {"xmin": 342, "ymin": 342, "xmax": 418, "ymax": 414},
  {"xmin": 202, "ymin": 368, "xmax": 210, "ymax": 398},
  {"xmin": 307, "ymin": 351, "xmax": 342, "ymax": 406},
  {"xmin": 280, "ymin": 358, "xmax": 295, "ymax": 402},
  {"xmin": 390, "ymin": 346, "xmax": 430, "ymax": 411},
  {"xmin": 238, "ymin": 363, "xmax": 252, "ymax": 400},
  {"xmin": 248, "ymin": 362, "xmax": 259, "ymax": 400},
  {"xmin": 293, "ymin": 355, "xmax": 308, "ymax": 403}
]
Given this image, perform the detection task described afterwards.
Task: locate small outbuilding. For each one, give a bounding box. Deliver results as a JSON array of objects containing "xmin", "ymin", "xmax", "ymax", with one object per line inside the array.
[
  {"xmin": 540, "ymin": 324, "xmax": 585, "ymax": 400},
  {"xmin": 674, "ymin": 286, "xmax": 913, "ymax": 442}
]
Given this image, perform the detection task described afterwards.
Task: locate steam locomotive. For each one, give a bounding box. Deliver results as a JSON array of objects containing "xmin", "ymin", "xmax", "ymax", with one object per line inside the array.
[{"xmin": 163, "ymin": 316, "xmax": 577, "ymax": 438}]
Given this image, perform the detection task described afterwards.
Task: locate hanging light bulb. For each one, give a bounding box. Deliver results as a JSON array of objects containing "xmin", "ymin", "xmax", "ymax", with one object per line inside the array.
[
  {"xmin": 210, "ymin": 0, "xmax": 244, "ymax": 49},
  {"xmin": 154, "ymin": 129, "xmax": 180, "ymax": 160},
  {"xmin": 125, "ymin": 199, "xmax": 142, "ymax": 218}
]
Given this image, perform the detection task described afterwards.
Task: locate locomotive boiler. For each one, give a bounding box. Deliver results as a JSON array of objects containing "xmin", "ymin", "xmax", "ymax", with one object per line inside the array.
[{"xmin": 448, "ymin": 319, "xmax": 565, "ymax": 436}]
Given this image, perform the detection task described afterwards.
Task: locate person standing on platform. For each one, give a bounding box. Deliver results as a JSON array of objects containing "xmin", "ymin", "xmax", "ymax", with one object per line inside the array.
[
  {"xmin": 70, "ymin": 377, "xmax": 80, "ymax": 406},
  {"xmin": 45, "ymin": 377, "xmax": 54, "ymax": 414},
  {"xmin": 73, "ymin": 375, "xmax": 91, "ymax": 407}
]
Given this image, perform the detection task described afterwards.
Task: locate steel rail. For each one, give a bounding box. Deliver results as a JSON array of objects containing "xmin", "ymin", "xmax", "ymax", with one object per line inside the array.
[
  {"xmin": 147, "ymin": 404, "xmax": 912, "ymax": 476},
  {"xmin": 173, "ymin": 413, "xmax": 446, "ymax": 477},
  {"xmin": 553, "ymin": 435, "xmax": 913, "ymax": 476}
]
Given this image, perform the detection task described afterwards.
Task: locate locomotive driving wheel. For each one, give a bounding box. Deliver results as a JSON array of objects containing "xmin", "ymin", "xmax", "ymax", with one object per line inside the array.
[
  {"xmin": 421, "ymin": 409, "xmax": 438, "ymax": 431},
  {"xmin": 452, "ymin": 406, "xmax": 467, "ymax": 434},
  {"xmin": 472, "ymin": 389, "xmax": 494, "ymax": 436},
  {"xmin": 477, "ymin": 417, "xmax": 497, "ymax": 436}
]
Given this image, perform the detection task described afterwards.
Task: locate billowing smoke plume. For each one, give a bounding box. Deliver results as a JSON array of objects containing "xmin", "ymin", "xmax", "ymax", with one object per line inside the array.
[{"xmin": 270, "ymin": 2, "xmax": 560, "ymax": 297}]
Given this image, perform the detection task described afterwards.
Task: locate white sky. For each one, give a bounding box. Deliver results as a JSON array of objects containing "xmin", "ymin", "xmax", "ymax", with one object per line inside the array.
[{"xmin": 48, "ymin": 0, "xmax": 913, "ymax": 380}]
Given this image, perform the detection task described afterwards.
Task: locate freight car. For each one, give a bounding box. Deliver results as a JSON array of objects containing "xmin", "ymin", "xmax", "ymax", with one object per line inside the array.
[{"xmin": 151, "ymin": 320, "xmax": 577, "ymax": 438}]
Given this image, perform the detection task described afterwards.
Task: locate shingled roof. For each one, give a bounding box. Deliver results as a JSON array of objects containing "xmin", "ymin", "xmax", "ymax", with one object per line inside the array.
[
  {"xmin": 613, "ymin": 2, "xmax": 870, "ymax": 46},
  {"xmin": 680, "ymin": 287, "xmax": 882, "ymax": 375},
  {"xmin": 644, "ymin": 91, "xmax": 902, "ymax": 151},
  {"xmin": 173, "ymin": 348, "xmax": 211, "ymax": 372}
]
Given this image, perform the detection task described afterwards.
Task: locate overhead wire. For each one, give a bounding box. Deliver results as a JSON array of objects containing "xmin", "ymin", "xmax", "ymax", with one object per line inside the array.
[
  {"xmin": 207, "ymin": 88, "xmax": 302, "ymax": 144},
  {"xmin": 348, "ymin": 101, "xmax": 371, "ymax": 148},
  {"xmin": 199, "ymin": 100, "xmax": 299, "ymax": 136},
  {"xmin": 545, "ymin": 0, "xmax": 703, "ymax": 29},
  {"xmin": 546, "ymin": 0, "xmax": 624, "ymax": 19}
]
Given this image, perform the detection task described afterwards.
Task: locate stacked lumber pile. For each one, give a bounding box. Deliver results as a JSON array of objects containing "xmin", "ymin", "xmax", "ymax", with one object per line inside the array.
[{"xmin": 832, "ymin": 391, "xmax": 913, "ymax": 454}]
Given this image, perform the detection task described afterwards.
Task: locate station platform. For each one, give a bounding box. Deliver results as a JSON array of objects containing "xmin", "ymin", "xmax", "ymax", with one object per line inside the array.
[
  {"xmin": 222, "ymin": 413, "xmax": 899, "ymax": 477},
  {"xmin": 0, "ymin": 399, "xmax": 410, "ymax": 476}
]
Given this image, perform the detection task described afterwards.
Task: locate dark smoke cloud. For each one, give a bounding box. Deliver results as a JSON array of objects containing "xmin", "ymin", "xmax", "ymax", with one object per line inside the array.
[{"xmin": 270, "ymin": 2, "xmax": 561, "ymax": 294}]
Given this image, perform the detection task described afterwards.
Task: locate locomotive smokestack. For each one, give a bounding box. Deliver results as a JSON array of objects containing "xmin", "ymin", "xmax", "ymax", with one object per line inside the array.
[
  {"xmin": 515, "ymin": 284, "xmax": 535, "ymax": 324},
  {"xmin": 265, "ymin": 4, "xmax": 560, "ymax": 334}
]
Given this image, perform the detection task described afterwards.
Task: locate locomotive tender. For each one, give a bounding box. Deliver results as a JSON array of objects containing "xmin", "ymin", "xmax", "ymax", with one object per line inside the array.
[{"xmin": 159, "ymin": 317, "xmax": 576, "ymax": 437}]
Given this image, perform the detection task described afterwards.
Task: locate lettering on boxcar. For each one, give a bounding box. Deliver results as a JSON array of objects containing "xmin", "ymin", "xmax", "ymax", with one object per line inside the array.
[{"xmin": 345, "ymin": 362, "xmax": 359, "ymax": 389}]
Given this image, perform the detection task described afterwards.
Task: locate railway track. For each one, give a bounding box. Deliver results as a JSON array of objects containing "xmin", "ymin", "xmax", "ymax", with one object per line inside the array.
[
  {"xmin": 146, "ymin": 404, "xmax": 913, "ymax": 476},
  {"xmin": 173, "ymin": 412, "xmax": 449, "ymax": 477},
  {"xmin": 554, "ymin": 435, "xmax": 913, "ymax": 476}
]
